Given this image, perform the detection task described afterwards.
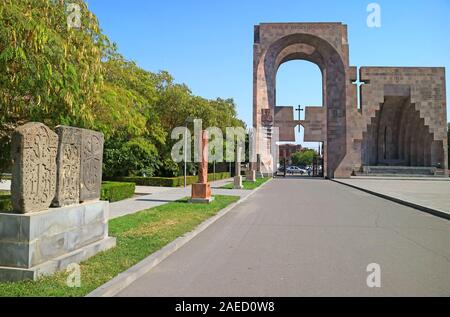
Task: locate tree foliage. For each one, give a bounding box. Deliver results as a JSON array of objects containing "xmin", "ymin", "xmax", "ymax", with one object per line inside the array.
[
  {"xmin": 291, "ymin": 149, "xmax": 317, "ymax": 167},
  {"xmin": 0, "ymin": 0, "xmax": 244, "ymax": 177}
]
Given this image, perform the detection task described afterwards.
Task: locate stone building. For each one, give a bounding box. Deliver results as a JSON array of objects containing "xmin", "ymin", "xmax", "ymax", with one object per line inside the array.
[
  {"xmin": 279, "ymin": 144, "xmax": 303, "ymax": 164},
  {"xmin": 253, "ymin": 23, "xmax": 448, "ymax": 178}
]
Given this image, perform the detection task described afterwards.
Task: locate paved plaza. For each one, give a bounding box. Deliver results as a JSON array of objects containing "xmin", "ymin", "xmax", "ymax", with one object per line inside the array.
[
  {"xmin": 334, "ymin": 177, "xmax": 450, "ymax": 217},
  {"xmin": 116, "ymin": 178, "xmax": 450, "ymax": 297}
]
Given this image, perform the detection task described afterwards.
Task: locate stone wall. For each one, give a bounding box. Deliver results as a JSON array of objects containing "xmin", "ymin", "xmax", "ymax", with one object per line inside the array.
[{"xmin": 355, "ymin": 67, "xmax": 448, "ymax": 172}]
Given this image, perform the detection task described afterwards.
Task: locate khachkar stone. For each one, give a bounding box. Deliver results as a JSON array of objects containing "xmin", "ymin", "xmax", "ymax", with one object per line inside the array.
[
  {"xmin": 11, "ymin": 122, "xmax": 58, "ymax": 213},
  {"xmin": 52, "ymin": 126, "xmax": 82, "ymax": 207},
  {"xmin": 191, "ymin": 130, "xmax": 214, "ymax": 203},
  {"xmin": 80, "ymin": 129, "xmax": 104, "ymax": 202},
  {"xmin": 234, "ymin": 146, "xmax": 243, "ymax": 189}
]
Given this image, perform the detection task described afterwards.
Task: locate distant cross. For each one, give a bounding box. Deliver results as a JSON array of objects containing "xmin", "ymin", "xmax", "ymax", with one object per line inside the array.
[{"xmin": 295, "ymin": 105, "xmax": 304, "ymax": 132}]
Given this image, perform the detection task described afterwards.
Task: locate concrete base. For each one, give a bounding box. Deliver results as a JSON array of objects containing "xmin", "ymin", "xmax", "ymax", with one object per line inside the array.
[
  {"xmin": 245, "ymin": 170, "xmax": 257, "ymax": 182},
  {"xmin": 234, "ymin": 176, "xmax": 243, "ymax": 189},
  {"xmin": 191, "ymin": 183, "xmax": 212, "ymax": 201},
  {"xmin": 0, "ymin": 237, "xmax": 116, "ymax": 282},
  {"xmin": 360, "ymin": 166, "xmax": 437, "ymax": 176},
  {"xmin": 0, "ymin": 200, "xmax": 116, "ymax": 282},
  {"xmin": 189, "ymin": 197, "xmax": 215, "ymax": 204}
]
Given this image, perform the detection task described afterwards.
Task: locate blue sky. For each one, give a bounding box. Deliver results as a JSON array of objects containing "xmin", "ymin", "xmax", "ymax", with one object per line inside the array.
[{"xmin": 87, "ymin": 0, "xmax": 450, "ymax": 149}]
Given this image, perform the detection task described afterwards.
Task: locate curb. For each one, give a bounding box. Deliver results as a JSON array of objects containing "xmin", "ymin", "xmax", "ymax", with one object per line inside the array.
[
  {"xmin": 331, "ymin": 179, "xmax": 450, "ymax": 221},
  {"xmin": 87, "ymin": 178, "xmax": 273, "ymax": 297}
]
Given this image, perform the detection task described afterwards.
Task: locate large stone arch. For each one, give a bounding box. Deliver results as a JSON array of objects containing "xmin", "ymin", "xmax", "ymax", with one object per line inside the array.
[
  {"xmin": 253, "ymin": 23, "xmax": 350, "ymax": 178},
  {"xmin": 253, "ymin": 23, "xmax": 448, "ymax": 178}
]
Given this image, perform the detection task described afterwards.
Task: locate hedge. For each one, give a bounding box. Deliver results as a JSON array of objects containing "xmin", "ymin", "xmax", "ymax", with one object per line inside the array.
[
  {"xmin": 104, "ymin": 172, "xmax": 231, "ymax": 187},
  {"xmin": 0, "ymin": 182, "xmax": 135, "ymax": 212},
  {"xmin": 101, "ymin": 182, "xmax": 136, "ymax": 202},
  {"xmin": 0, "ymin": 192, "xmax": 12, "ymax": 212}
]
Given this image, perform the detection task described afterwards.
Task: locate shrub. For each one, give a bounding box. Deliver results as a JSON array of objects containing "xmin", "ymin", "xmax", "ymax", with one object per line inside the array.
[
  {"xmin": 101, "ymin": 182, "xmax": 136, "ymax": 202},
  {"xmin": 0, "ymin": 192, "xmax": 12, "ymax": 212},
  {"xmin": 103, "ymin": 137, "xmax": 160, "ymax": 178},
  {"xmin": 104, "ymin": 172, "xmax": 231, "ymax": 187}
]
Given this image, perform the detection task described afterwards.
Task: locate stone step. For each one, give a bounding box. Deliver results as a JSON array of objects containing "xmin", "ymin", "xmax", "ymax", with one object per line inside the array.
[{"xmin": 359, "ymin": 166, "xmax": 437, "ymax": 176}]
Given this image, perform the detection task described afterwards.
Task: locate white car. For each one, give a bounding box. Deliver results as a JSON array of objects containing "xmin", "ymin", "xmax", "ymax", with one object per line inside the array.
[{"xmin": 286, "ymin": 166, "xmax": 306, "ymax": 175}]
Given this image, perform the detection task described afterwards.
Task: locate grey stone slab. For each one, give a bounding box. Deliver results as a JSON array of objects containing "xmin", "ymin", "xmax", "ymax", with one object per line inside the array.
[
  {"xmin": 11, "ymin": 122, "xmax": 58, "ymax": 213},
  {"xmin": 0, "ymin": 267, "xmax": 35, "ymax": 282},
  {"xmin": 0, "ymin": 201, "xmax": 110, "ymax": 269},
  {"xmin": 84, "ymin": 200, "xmax": 108, "ymax": 224},
  {"xmin": 27, "ymin": 204, "xmax": 85, "ymax": 240},
  {"xmin": 80, "ymin": 129, "xmax": 104, "ymax": 202},
  {"xmin": 0, "ymin": 215, "xmax": 21, "ymax": 241},
  {"xmin": 0, "ymin": 241, "xmax": 29, "ymax": 268},
  {"xmin": 53, "ymin": 126, "xmax": 82, "ymax": 207},
  {"xmin": 0, "ymin": 237, "xmax": 116, "ymax": 282}
]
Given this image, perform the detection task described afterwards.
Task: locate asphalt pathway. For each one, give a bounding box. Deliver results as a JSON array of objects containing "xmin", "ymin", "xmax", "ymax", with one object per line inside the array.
[{"xmin": 117, "ymin": 177, "xmax": 450, "ymax": 296}]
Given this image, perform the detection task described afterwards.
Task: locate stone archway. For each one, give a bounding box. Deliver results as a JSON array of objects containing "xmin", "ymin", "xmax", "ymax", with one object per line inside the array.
[
  {"xmin": 253, "ymin": 23, "xmax": 350, "ymax": 178},
  {"xmin": 252, "ymin": 23, "xmax": 448, "ymax": 178}
]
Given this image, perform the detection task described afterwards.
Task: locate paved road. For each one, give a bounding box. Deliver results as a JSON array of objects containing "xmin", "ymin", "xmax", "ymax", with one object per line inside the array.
[{"xmin": 117, "ymin": 178, "xmax": 450, "ymax": 296}]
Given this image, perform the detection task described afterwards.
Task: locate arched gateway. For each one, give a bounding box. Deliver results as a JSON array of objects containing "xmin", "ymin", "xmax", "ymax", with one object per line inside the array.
[{"xmin": 253, "ymin": 23, "xmax": 448, "ymax": 178}]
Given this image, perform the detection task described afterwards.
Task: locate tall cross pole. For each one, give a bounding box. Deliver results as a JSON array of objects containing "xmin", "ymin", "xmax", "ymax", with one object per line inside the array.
[{"xmin": 295, "ymin": 105, "xmax": 304, "ymax": 133}]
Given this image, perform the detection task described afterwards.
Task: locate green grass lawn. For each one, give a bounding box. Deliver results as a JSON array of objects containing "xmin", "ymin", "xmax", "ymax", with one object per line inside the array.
[
  {"xmin": 221, "ymin": 177, "xmax": 271, "ymax": 190},
  {"xmin": 0, "ymin": 195, "xmax": 239, "ymax": 297}
]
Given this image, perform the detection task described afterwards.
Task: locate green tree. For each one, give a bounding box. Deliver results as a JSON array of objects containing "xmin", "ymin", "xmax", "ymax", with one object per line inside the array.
[
  {"xmin": 0, "ymin": 0, "xmax": 246, "ymax": 179},
  {"xmin": 0, "ymin": 0, "xmax": 110, "ymax": 173},
  {"xmin": 291, "ymin": 149, "xmax": 317, "ymax": 167}
]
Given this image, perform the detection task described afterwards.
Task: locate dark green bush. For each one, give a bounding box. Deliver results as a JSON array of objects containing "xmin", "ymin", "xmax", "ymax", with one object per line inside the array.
[
  {"xmin": 101, "ymin": 182, "xmax": 136, "ymax": 202},
  {"xmin": 0, "ymin": 193, "xmax": 12, "ymax": 212},
  {"xmin": 103, "ymin": 137, "xmax": 160, "ymax": 178},
  {"xmin": 104, "ymin": 172, "xmax": 231, "ymax": 187}
]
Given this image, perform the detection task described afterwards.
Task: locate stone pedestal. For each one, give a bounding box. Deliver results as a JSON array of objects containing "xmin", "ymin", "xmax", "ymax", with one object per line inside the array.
[
  {"xmin": 234, "ymin": 146, "xmax": 244, "ymax": 189},
  {"xmin": 234, "ymin": 176, "xmax": 243, "ymax": 189},
  {"xmin": 0, "ymin": 201, "xmax": 116, "ymax": 282},
  {"xmin": 191, "ymin": 183, "xmax": 214, "ymax": 204},
  {"xmin": 246, "ymin": 170, "xmax": 256, "ymax": 182}
]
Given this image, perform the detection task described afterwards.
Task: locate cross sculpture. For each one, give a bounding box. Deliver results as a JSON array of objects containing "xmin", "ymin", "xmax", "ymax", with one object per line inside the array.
[{"xmin": 295, "ymin": 105, "xmax": 304, "ymax": 133}]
